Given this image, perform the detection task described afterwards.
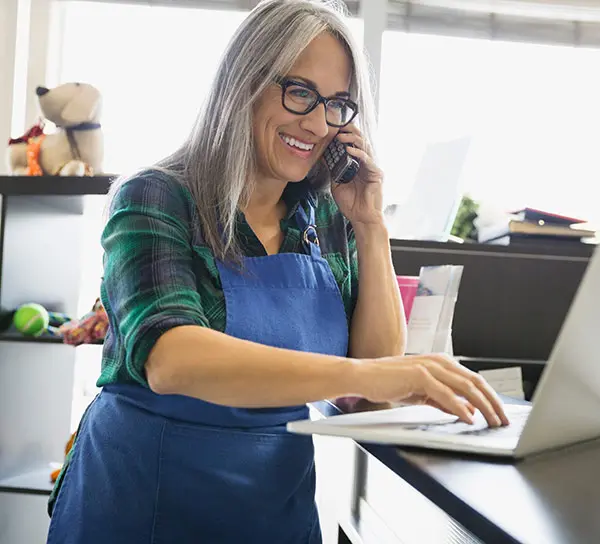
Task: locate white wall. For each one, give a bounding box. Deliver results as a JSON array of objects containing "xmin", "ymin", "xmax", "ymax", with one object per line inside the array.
[{"xmin": 0, "ymin": 0, "xmax": 19, "ymax": 175}]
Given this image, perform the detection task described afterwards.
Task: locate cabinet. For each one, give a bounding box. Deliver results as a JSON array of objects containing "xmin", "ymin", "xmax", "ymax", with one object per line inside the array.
[{"xmin": 0, "ymin": 175, "xmax": 111, "ymax": 543}]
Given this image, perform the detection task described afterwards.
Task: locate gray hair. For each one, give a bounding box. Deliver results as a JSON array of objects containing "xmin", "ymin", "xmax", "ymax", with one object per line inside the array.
[{"xmin": 111, "ymin": 0, "xmax": 376, "ymax": 262}]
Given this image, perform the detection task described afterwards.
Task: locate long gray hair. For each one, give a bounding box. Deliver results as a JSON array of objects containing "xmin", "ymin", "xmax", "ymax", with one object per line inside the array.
[{"xmin": 110, "ymin": 0, "xmax": 376, "ymax": 262}]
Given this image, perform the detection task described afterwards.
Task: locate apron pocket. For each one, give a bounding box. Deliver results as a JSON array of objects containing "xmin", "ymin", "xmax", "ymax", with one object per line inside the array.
[{"xmin": 152, "ymin": 421, "xmax": 319, "ymax": 544}]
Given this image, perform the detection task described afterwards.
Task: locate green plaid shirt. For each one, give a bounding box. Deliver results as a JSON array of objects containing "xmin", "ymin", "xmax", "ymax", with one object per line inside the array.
[{"xmin": 97, "ymin": 169, "xmax": 359, "ymax": 387}]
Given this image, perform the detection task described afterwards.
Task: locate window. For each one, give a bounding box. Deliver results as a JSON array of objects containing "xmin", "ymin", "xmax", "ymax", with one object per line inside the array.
[
  {"xmin": 59, "ymin": 2, "xmax": 362, "ymax": 175},
  {"xmin": 379, "ymin": 31, "xmax": 600, "ymax": 233},
  {"xmin": 59, "ymin": 2, "xmax": 249, "ymax": 174},
  {"xmin": 347, "ymin": 16, "xmax": 363, "ymax": 48}
]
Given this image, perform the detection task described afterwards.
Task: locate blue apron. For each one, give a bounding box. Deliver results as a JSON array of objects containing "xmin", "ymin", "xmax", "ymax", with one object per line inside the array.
[{"xmin": 47, "ymin": 202, "xmax": 349, "ymax": 544}]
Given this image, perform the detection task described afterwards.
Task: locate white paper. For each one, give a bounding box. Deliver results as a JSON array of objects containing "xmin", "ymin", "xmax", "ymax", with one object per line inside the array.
[
  {"xmin": 406, "ymin": 295, "xmax": 445, "ymax": 353},
  {"xmin": 406, "ymin": 264, "xmax": 463, "ymax": 355},
  {"xmin": 479, "ymin": 367, "xmax": 524, "ymax": 400},
  {"xmin": 310, "ymin": 405, "xmax": 458, "ymax": 428}
]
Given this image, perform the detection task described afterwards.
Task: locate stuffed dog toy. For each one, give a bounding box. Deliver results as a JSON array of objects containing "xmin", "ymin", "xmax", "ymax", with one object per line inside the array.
[{"xmin": 6, "ymin": 82, "xmax": 104, "ymax": 176}]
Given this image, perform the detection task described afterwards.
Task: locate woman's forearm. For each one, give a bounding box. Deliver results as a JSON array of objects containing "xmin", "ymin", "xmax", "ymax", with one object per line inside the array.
[
  {"xmin": 147, "ymin": 325, "xmax": 362, "ymax": 406},
  {"xmin": 145, "ymin": 323, "xmax": 509, "ymax": 428},
  {"xmin": 349, "ymin": 223, "xmax": 406, "ymax": 358}
]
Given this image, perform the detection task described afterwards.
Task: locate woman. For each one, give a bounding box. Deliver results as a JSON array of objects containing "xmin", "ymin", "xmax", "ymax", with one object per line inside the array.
[{"xmin": 47, "ymin": 1, "xmax": 507, "ymax": 543}]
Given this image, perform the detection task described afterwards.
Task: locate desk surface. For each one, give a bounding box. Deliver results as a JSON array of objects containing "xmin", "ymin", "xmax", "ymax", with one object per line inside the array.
[{"xmin": 313, "ymin": 399, "xmax": 600, "ymax": 544}]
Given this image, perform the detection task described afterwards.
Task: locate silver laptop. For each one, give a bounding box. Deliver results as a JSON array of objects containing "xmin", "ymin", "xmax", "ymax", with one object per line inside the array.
[{"xmin": 288, "ymin": 244, "xmax": 600, "ymax": 459}]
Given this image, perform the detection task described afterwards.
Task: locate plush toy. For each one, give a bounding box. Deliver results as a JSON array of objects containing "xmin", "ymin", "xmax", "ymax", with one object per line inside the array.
[
  {"xmin": 6, "ymin": 82, "xmax": 104, "ymax": 176},
  {"xmin": 58, "ymin": 298, "xmax": 108, "ymax": 346},
  {"xmin": 50, "ymin": 432, "xmax": 76, "ymax": 484}
]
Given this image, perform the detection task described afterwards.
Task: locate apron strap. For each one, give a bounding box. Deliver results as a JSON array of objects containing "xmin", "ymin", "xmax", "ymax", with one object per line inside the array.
[{"xmin": 294, "ymin": 203, "xmax": 321, "ymax": 259}]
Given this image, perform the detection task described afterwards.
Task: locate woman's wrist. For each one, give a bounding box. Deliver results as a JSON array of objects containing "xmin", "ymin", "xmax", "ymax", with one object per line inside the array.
[
  {"xmin": 340, "ymin": 356, "xmax": 377, "ymax": 398},
  {"xmin": 352, "ymin": 221, "xmax": 389, "ymax": 247}
]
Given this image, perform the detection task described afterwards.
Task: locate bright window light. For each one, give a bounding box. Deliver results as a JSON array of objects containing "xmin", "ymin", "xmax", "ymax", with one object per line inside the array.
[
  {"xmin": 59, "ymin": 2, "xmax": 248, "ymax": 174},
  {"xmin": 379, "ymin": 31, "xmax": 600, "ymax": 226}
]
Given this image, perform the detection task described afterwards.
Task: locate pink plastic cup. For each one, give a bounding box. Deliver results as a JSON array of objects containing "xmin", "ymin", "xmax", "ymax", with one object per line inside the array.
[{"xmin": 396, "ymin": 275, "xmax": 419, "ymax": 322}]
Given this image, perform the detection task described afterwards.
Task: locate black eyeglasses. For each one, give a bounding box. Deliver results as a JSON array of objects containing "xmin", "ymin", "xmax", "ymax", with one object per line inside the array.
[{"xmin": 276, "ymin": 77, "xmax": 358, "ymax": 128}]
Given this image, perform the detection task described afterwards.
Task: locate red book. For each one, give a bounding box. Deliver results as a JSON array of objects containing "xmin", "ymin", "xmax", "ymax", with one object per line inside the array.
[{"xmin": 511, "ymin": 208, "xmax": 587, "ymax": 226}]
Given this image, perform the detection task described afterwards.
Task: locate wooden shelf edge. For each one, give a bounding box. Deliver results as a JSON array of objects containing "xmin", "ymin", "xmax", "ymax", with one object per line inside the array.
[{"xmin": 0, "ymin": 464, "xmax": 59, "ymax": 496}]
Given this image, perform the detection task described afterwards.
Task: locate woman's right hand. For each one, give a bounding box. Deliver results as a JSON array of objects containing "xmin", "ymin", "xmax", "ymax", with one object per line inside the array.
[{"xmin": 354, "ymin": 353, "xmax": 509, "ymax": 427}]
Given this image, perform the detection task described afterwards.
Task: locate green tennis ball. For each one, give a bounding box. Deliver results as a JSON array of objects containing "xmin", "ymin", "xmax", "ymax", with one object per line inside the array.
[{"xmin": 13, "ymin": 303, "xmax": 49, "ymax": 336}]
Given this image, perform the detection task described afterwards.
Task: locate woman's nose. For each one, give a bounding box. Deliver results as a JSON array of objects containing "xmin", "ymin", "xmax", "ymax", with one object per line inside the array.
[{"xmin": 299, "ymin": 103, "xmax": 329, "ymax": 138}]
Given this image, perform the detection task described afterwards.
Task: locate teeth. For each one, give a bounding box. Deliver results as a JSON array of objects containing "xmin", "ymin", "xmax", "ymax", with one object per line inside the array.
[{"xmin": 281, "ymin": 133, "xmax": 314, "ymax": 151}]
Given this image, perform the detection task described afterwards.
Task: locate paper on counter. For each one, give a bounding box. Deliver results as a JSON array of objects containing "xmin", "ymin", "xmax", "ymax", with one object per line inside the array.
[{"xmin": 479, "ymin": 367, "xmax": 524, "ymax": 400}]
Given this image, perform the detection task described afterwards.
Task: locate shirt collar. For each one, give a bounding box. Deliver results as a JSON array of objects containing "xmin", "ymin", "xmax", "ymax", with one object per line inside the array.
[
  {"xmin": 282, "ymin": 179, "xmax": 317, "ymax": 219},
  {"xmin": 235, "ymin": 180, "xmax": 318, "ymax": 255},
  {"xmin": 236, "ymin": 180, "xmax": 317, "ymax": 225}
]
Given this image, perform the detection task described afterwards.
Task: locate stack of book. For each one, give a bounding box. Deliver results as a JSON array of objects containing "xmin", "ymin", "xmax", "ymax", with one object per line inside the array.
[{"xmin": 477, "ymin": 208, "xmax": 598, "ymax": 247}]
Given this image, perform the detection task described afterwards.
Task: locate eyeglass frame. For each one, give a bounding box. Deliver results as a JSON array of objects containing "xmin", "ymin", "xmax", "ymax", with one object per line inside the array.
[{"xmin": 275, "ymin": 76, "xmax": 359, "ymax": 128}]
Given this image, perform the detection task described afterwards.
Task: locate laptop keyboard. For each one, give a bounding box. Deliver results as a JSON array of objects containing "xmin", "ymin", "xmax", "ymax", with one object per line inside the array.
[{"xmin": 412, "ymin": 408, "xmax": 530, "ymax": 438}]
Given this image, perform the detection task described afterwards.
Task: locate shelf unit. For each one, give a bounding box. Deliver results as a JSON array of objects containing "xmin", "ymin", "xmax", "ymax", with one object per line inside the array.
[{"xmin": 0, "ymin": 175, "xmax": 112, "ymax": 536}]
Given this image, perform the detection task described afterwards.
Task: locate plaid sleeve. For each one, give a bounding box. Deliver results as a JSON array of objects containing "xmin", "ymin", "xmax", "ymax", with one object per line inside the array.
[
  {"xmin": 100, "ymin": 172, "xmax": 209, "ymax": 386},
  {"xmin": 346, "ymin": 221, "xmax": 359, "ymax": 320}
]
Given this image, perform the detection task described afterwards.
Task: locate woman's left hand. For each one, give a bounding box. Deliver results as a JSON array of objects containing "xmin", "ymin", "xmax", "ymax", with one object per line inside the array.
[{"xmin": 330, "ymin": 124, "xmax": 384, "ymax": 227}]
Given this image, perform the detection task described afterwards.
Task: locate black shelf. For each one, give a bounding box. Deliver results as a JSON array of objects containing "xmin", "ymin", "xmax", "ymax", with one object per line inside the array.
[
  {"xmin": 0, "ymin": 464, "xmax": 58, "ymax": 496},
  {"xmin": 391, "ymin": 237, "xmax": 596, "ymax": 259},
  {"xmin": 0, "ymin": 332, "xmax": 64, "ymax": 344},
  {"xmin": 0, "ymin": 332, "xmax": 103, "ymax": 345},
  {"xmin": 0, "ymin": 175, "xmax": 114, "ymax": 196}
]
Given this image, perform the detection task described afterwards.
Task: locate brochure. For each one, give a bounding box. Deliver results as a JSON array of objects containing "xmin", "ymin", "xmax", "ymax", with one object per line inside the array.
[{"xmin": 406, "ymin": 265, "xmax": 464, "ymax": 355}]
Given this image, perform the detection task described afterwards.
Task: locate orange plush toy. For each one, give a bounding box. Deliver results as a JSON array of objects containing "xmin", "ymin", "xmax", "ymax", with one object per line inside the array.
[
  {"xmin": 7, "ymin": 121, "xmax": 46, "ymax": 176},
  {"xmin": 50, "ymin": 432, "xmax": 76, "ymax": 483},
  {"xmin": 25, "ymin": 133, "xmax": 46, "ymax": 176}
]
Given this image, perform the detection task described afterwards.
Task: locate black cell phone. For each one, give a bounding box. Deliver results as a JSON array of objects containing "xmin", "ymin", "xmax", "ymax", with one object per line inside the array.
[{"xmin": 323, "ymin": 138, "xmax": 360, "ymax": 184}]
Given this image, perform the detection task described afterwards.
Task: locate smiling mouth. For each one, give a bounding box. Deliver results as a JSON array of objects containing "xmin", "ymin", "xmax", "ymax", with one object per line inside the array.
[{"xmin": 279, "ymin": 132, "xmax": 316, "ymax": 153}]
